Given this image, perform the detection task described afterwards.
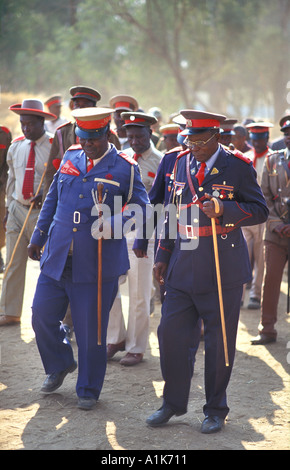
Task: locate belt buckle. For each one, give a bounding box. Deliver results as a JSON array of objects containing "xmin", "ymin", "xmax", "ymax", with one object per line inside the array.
[
  {"xmin": 185, "ymin": 225, "xmax": 194, "ymax": 239},
  {"xmin": 73, "ymin": 211, "xmax": 81, "ymax": 224}
]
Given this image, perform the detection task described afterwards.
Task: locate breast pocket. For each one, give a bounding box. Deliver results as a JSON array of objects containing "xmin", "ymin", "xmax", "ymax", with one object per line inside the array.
[{"xmin": 57, "ymin": 174, "xmax": 76, "ymax": 201}]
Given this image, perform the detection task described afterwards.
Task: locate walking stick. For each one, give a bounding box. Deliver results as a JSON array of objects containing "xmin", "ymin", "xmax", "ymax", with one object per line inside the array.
[
  {"xmin": 3, "ymin": 163, "xmax": 47, "ymax": 280},
  {"xmin": 97, "ymin": 182, "xmax": 104, "ymax": 345},
  {"xmin": 211, "ymin": 197, "xmax": 229, "ymax": 367}
]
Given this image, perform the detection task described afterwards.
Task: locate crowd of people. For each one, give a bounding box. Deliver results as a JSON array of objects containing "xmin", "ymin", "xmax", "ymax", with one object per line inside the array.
[{"xmin": 0, "ymin": 85, "xmax": 289, "ymax": 433}]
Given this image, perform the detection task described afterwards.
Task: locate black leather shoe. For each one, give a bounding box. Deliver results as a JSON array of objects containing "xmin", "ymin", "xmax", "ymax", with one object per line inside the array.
[
  {"xmin": 201, "ymin": 416, "xmax": 224, "ymax": 434},
  {"xmin": 77, "ymin": 397, "xmax": 97, "ymax": 410},
  {"xmin": 251, "ymin": 334, "xmax": 276, "ymax": 345},
  {"xmin": 41, "ymin": 361, "xmax": 77, "ymax": 393},
  {"xmin": 146, "ymin": 405, "xmax": 176, "ymax": 427}
]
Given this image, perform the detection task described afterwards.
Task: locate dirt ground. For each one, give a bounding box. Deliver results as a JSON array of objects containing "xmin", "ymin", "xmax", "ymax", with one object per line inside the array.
[{"xmin": 0, "ymin": 254, "xmax": 289, "ymax": 452}]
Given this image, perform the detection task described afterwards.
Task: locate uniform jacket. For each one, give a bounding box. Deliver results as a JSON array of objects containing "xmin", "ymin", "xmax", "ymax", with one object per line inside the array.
[
  {"xmin": 30, "ymin": 144, "xmax": 150, "ymax": 283},
  {"xmin": 0, "ymin": 126, "xmax": 11, "ymax": 190},
  {"xmin": 133, "ymin": 146, "xmax": 182, "ymax": 252},
  {"xmin": 156, "ymin": 144, "xmax": 269, "ymax": 294},
  {"xmin": 43, "ymin": 122, "xmax": 121, "ymax": 198},
  {"xmin": 261, "ymin": 147, "xmax": 290, "ymax": 247}
]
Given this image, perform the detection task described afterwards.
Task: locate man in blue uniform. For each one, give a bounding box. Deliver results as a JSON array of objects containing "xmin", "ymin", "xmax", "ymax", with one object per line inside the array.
[
  {"xmin": 28, "ymin": 108, "xmax": 150, "ymax": 410},
  {"xmin": 146, "ymin": 110, "xmax": 268, "ymax": 433}
]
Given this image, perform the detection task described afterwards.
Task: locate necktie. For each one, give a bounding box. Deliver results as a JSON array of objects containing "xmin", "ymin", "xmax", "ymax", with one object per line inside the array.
[
  {"xmin": 253, "ymin": 148, "xmax": 268, "ymax": 168},
  {"xmin": 134, "ymin": 153, "xmax": 142, "ymax": 161},
  {"xmin": 196, "ymin": 162, "xmax": 206, "ymax": 186},
  {"xmin": 87, "ymin": 157, "xmax": 94, "ymax": 172},
  {"xmin": 22, "ymin": 141, "xmax": 36, "ymax": 199}
]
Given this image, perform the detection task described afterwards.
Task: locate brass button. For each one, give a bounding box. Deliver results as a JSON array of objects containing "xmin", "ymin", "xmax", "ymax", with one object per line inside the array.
[
  {"xmin": 83, "ymin": 178, "xmax": 87, "ymax": 182},
  {"xmin": 73, "ymin": 228, "xmax": 77, "ymax": 232},
  {"xmin": 79, "ymin": 194, "xmax": 84, "ymax": 199}
]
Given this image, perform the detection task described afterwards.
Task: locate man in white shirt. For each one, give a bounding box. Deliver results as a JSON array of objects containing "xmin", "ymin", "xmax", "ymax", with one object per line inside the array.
[
  {"xmin": 0, "ymin": 99, "xmax": 55, "ymax": 326},
  {"xmin": 106, "ymin": 112, "xmax": 163, "ymax": 366},
  {"xmin": 44, "ymin": 95, "xmax": 68, "ymax": 135}
]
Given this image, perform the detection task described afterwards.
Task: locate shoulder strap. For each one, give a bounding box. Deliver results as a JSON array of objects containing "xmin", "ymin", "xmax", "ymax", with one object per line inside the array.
[
  {"xmin": 119, "ymin": 152, "xmax": 138, "ymax": 166},
  {"xmin": 56, "ymin": 128, "xmax": 64, "ymax": 158}
]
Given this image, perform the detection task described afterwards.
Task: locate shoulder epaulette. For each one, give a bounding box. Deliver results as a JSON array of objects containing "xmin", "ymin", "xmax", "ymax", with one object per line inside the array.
[
  {"xmin": 0, "ymin": 126, "xmax": 11, "ymax": 135},
  {"xmin": 119, "ymin": 152, "xmax": 137, "ymax": 165},
  {"xmin": 164, "ymin": 145, "xmax": 183, "ymax": 155},
  {"xmin": 269, "ymin": 149, "xmax": 284, "ymax": 158},
  {"xmin": 49, "ymin": 137, "xmax": 54, "ymax": 144},
  {"xmin": 12, "ymin": 135, "xmax": 25, "ymax": 143},
  {"xmin": 176, "ymin": 148, "xmax": 190, "ymax": 160},
  {"xmin": 231, "ymin": 149, "xmax": 252, "ymax": 164},
  {"xmin": 56, "ymin": 121, "xmax": 73, "ymax": 130},
  {"xmin": 67, "ymin": 144, "xmax": 82, "ymax": 151}
]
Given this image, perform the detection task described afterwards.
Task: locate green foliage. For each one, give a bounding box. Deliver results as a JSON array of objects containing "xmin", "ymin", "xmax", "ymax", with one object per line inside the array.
[{"xmin": 0, "ymin": 0, "xmax": 289, "ymax": 121}]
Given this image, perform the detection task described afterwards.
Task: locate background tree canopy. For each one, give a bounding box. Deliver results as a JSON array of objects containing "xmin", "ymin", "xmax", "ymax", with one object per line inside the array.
[{"xmin": 0, "ymin": 0, "xmax": 289, "ymax": 124}]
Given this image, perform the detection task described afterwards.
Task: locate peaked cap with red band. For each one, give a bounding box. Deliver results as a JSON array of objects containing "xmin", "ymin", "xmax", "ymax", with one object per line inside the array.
[
  {"xmin": 160, "ymin": 123, "xmax": 180, "ymax": 135},
  {"xmin": 45, "ymin": 94, "xmax": 63, "ymax": 108},
  {"xmin": 220, "ymin": 118, "xmax": 238, "ymax": 135},
  {"xmin": 180, "ymin": 109, "xmax": 226, "ymax": 135},
  {"xmin": 9, "ymin": 99, "xmax": 57, "ymax": 121},
  {"xmin": 279, "ymin": 114, "xmax": 290, "ymax": 132},
  {"xmin": 70, "ymin": 86, "xmax": 101, "ymax": 104},
  {"xmin": 109, "ymin": 94, "xmax": 139, "ymax": 112},
  {"xmin": 246, "ymin": 121, "xmax": 273, "ymax": 140},
  {"xmin": 121, "ymin": 111, "xmax": 157, "ymax": 128},
  {"xmin": 71, "ymin": 107, "xmax": 113, "ymax": 139}
]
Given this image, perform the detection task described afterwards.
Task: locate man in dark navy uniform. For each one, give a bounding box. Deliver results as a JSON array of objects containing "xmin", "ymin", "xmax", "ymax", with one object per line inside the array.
[
  {"xmin": 146, "ymin": 110, "xmax": 268, "ymax": 433},
  {"xmin": 28, "ymin": 108, "xmax": 150, "ymax": 410}
]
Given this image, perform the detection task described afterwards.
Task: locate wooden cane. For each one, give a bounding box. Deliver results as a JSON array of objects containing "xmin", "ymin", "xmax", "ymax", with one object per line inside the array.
[
  {"xmin": 3, "ymin": 163, "xmax": 47, "ymax": 280},
  {"xmin": 97, "ymin": 182, "xmax": 104, "ymax": 345},
  {"xmin": 211, "ymin": 197, "xmax": 229, "ymax": 367}
]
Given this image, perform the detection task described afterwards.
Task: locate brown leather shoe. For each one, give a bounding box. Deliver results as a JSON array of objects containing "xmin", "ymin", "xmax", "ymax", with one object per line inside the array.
[
  {"xmin": 120, "ymin": 352, "xmax": 143, "ymax": 366},
  {"xmin": 251, "ymin": 333, "xmax": 276, "ymax": 345},
  {"xmin": 0, "ymin": 315, "xmax": 20, "ymax": 326},
  {"xmin": 107, "ymin": 341, "xmax": 125, "ymax": 359}
]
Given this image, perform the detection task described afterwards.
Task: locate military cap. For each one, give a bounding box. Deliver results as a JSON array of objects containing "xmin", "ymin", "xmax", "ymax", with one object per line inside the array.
[
  {"xmin": 220, "ymin": 118, "xmax": 238, "ymax": 135},
  {"xmin": 9, "ymin": 99, "xmax": 57, "ymax": 121},
  {"xmin": 121, "ymin": 112, "xmax": 157, "ymax": 127},
  {"xmin": 45, "ymin": 95, "xmax": 63, "ymax": 108},
  {"xmin": 159, "ymin": 123, "xmax": 180, "ymax": 136},
  {"xmin": 172, "ymin": 114, "xmax": 186, "ymax": 127},
  {"xmin": 70, "ymin": 86, "xmax": 101, "ymax": 103},
  {"xmin": 180, "ymin": 109, "xmax": 226, "ymax": 135},
  {"xmin": 279, "ymin": 115, "xmax": 290, "ymax": 132},
  {"xmin": 109, "ymin": 94, "xmax": 139, "ymax": 112},
  {"xmin": 148, "ymin": 107, "xmax": 162, "ymax": 119},
  {"xmin": 71, "ymin": 107, "xmax": 113, "ymax": 139},
  {"xmin": 246, "ymin": 121, "xmax": 273, "ymax": 140}
]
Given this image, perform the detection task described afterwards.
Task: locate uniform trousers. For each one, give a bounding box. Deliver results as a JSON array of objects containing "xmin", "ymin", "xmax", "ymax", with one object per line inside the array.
[
  {"xmin": 242, "ymin": 224, "xmax": 265, "ymax": 301},
  {"xmin": 158, "ymin": 283, "xmax": 243, "ymax": 419},
  {"xmin": 32, "ymin": 257, "xmax": 118, "ymax": 400},
  {"xmin": 259, "ymin": 240, "xmax": 287, "ymax": 338},
  {"xmin": 0, "ymin": 187, "xmax": 6, "ymax": 250},
  {"xmin": 107, "ymin": 231, "xmax": 155, "ymax": 354},
  {"xmin": 0, "ymin": 200, "xmax": 40, "ymax": 318}
]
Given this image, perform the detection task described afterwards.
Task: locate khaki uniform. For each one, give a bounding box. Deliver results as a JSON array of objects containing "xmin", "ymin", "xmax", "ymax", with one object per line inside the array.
[
  {"xmin": 258, "ymin": 148, "xmax": 290, "ymax": 337},
  {"xmin": 107, "ymin": 142, "xmax": 163, "ymax": 354},
  {"xmin": 242, "ymin": 148, "xmax": 272, "ymax": 303},
  {"xmin": 0, "ymin": 132, "xmax": 52, "ymax": 318},
  {"xmin": 0, "ymin": 126, "xmax": 12, "ymax": 251}
]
